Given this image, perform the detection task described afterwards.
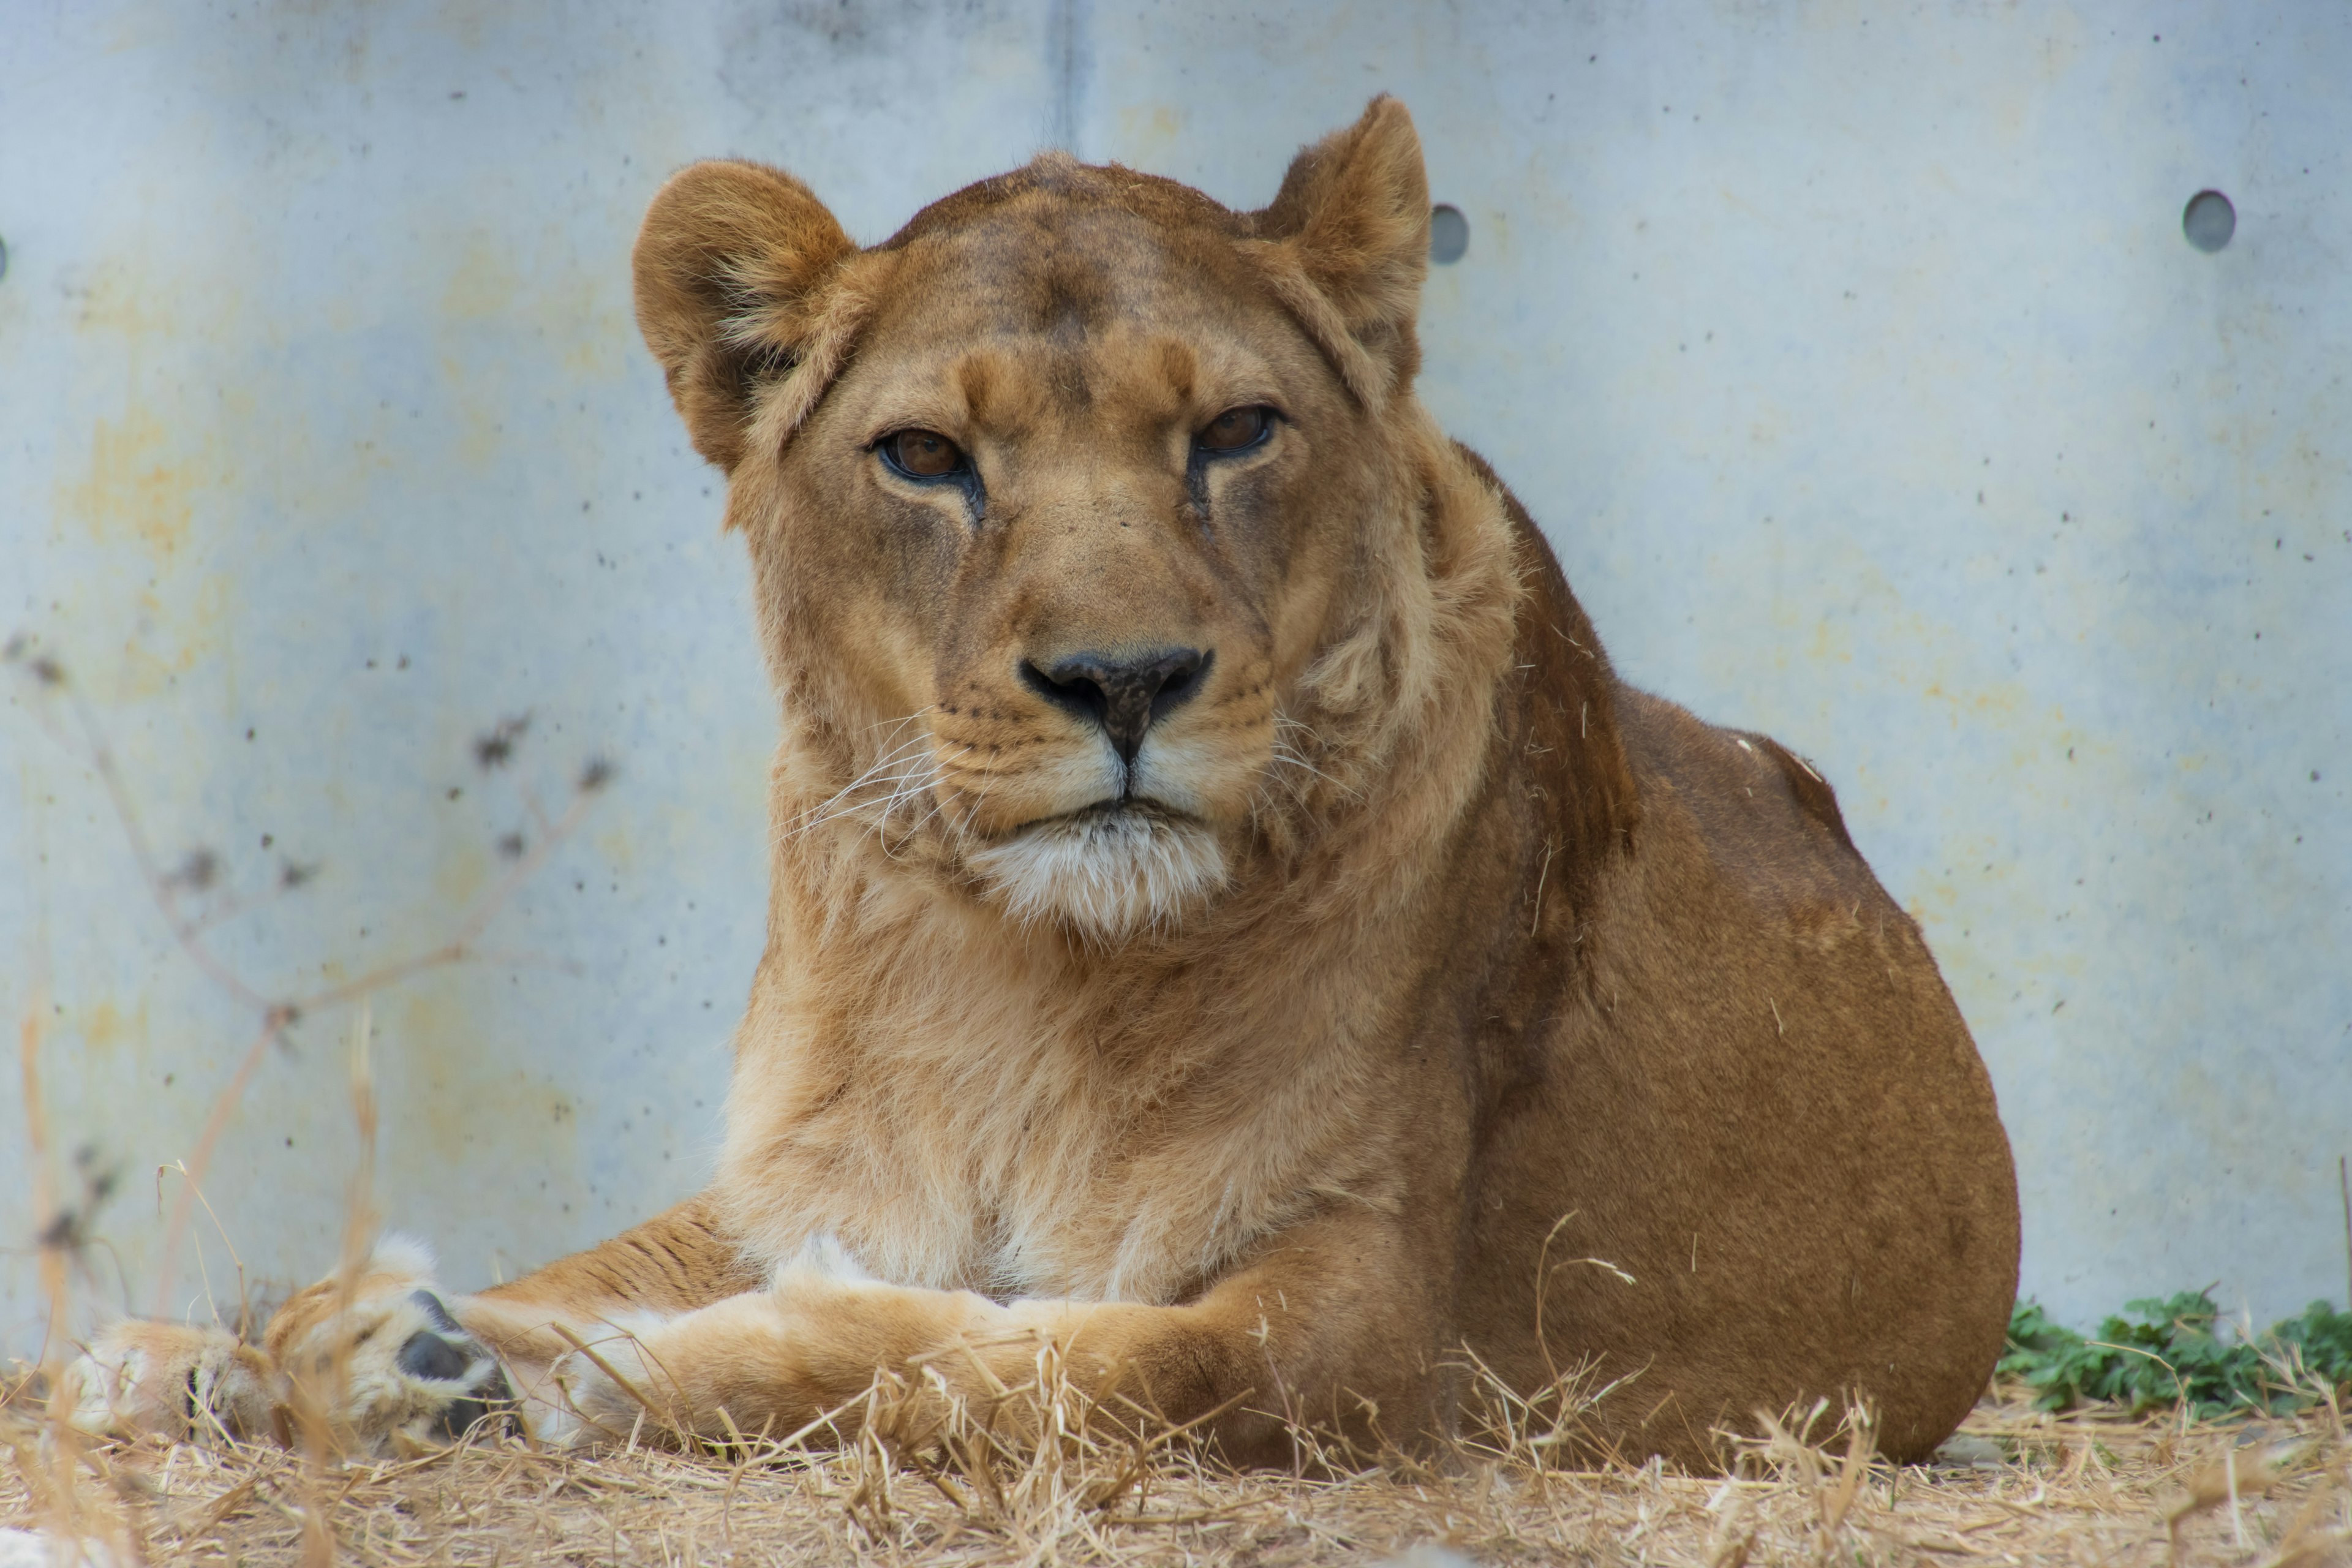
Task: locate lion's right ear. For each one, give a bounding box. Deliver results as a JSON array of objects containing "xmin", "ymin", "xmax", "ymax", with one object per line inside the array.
[{"xmin": 633, "ymin": 160, "xmax": 861, "ymax": 472}]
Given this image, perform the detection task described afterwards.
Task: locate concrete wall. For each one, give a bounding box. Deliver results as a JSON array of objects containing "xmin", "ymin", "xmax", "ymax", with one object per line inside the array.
[{"xmin": 4, "ymin": 0, "xmax": 2346, "ymax": 1350}]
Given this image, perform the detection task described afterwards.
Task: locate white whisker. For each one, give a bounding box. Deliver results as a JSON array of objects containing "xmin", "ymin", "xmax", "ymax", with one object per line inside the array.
[
  {"xmin": 1260, "ymin": 711, "xmax": 1362, "ymax": 807},
  {"xmin": 778, "ymin": 717, "xmax": 949, "ymax": 846}
]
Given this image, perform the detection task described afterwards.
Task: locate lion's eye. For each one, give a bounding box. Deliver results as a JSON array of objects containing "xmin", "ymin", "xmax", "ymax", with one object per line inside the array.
[
  {"xmin": 1196, "ymin": 406, "xmax": 1273, "ymax": 454},
  {"xmin": 881, "ymin": 429, "xmax": 966, "ymax": 480}
]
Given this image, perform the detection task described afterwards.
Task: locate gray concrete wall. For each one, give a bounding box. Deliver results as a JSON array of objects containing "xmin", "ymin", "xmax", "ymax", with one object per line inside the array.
[{"xmin": 4, "ymin": 0, "xmax": 2346, "ymax": 1350}]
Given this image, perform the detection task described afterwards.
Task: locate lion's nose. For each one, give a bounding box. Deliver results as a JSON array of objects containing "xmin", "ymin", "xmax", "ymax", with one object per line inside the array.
[{"xmin": 1020, "ymin": 647, "xmax": 1212, "ymax": 766}]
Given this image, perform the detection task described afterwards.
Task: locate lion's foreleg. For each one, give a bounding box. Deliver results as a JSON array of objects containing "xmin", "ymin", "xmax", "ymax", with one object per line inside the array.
[
  {"xmin": 69, "ymin": 1235, "xmax": 506, "ymax": 1452},
  {"xmin": 68, "ymin": 1199, "xmax": 763, "ymax": 1453},
  {"xmin": 545, "ymin": 1211, "xmax": 1432, "ymax": 1463}
]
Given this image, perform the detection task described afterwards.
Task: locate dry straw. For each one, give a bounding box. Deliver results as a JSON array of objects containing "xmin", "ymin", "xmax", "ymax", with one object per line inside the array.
[{"xmin": 5, "ymin": 1351, "xmax": 2350, "ymax": 1565}]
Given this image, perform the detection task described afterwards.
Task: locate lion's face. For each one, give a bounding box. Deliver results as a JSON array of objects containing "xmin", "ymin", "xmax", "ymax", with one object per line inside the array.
[
  {"xmin": 767, "ymin": 198, "xmax": 1374, "ymax": 936},
  {"xmin": 635, "ymin": 104, "xmax": 1434, "ymax": 940}
]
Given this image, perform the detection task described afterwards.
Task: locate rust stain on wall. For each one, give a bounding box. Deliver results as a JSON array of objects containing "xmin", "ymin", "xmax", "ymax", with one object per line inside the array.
[
  {"xmin": 63, "ymin": 404, "xmax": 198, "ymax": 564},
  {"xmin": 74, "ymin": 997, "xmax": 151, "ymax": 1057}
]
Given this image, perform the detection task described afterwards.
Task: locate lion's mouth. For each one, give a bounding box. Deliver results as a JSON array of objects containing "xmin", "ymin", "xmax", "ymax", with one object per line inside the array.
[
  {"xmin": 1022, "ymin": 796, "xmax": 1189, "ymax": 835},
  {"xmin": 965, "ymin": 797, "xmax": 1227, "ymax": 938}
]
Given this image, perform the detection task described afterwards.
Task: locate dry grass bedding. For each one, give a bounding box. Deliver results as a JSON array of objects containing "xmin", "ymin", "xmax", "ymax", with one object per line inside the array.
[{"xmin": 6, "ymin": 1349, "xmax": 2348, "ymax": 1568}]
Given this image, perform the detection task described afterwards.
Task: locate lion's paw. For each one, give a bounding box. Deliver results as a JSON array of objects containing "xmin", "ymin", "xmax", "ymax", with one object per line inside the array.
[
  {"xmin": 255, "ymin": 1240, "xmax": 518, "ymax": 1455},
  {"xmin": 377, "ymin": 1288, "xmax": 520, "ymax": 1448},
  {"xmin": 275, "ymin": 1286, "xmax": 518, "ymax": 1454},
  {"xmin": 68, "ymin": 1321, "xmax": 276, "ymax": 1444}
]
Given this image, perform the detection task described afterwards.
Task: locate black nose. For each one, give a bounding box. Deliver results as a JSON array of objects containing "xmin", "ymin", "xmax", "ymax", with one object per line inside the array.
[{"xmin": 1020, "ymin": 647, "xmax": 1212, "ymax": 766}]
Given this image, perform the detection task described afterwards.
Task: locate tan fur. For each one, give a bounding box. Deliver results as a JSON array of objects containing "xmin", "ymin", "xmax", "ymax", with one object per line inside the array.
[{"xmin": 80, "ymin": 98, "xmax": 2017, "ymax": 1468}]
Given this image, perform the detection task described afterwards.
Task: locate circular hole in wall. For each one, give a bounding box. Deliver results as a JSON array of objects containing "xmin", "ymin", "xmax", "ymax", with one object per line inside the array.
[
  {"xmin": 1428, "ymin": 204, "xmax": 1469, "ymax": 265},
  {"xmin": 2182, "ymin": 189, "xmax": 2235, "ymax": 253}
]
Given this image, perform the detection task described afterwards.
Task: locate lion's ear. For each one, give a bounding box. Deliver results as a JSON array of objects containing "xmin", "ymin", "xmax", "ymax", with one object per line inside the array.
[
  {"xmin": 633, "ymin": 160, "xmax": 860, "ymax": 472},
  {"xmin": 1252, "ymin": 96, "xmax": 1431, "ymax": 405}
]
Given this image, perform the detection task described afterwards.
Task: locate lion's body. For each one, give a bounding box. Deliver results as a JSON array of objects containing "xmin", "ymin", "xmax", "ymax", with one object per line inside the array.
[
  {"xmin": 77, "ymin": 100, "xmax": 2017, "ymax": 1469},
  {"xmin": 1458, "ymin": 498, "xmax": 2017, "ymax": 1462}
]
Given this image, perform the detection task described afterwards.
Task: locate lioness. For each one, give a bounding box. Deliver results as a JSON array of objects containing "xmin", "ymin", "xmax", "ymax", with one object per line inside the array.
[{"xmin": 75, "ymin": 98, "xmax": 2018, "ymax": 1468}]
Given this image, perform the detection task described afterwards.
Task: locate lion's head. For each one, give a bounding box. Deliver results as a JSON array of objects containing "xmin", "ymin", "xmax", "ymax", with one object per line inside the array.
[{"xmin": 634, "ymin": 99, "xmax": 1507, "ymax": 942}]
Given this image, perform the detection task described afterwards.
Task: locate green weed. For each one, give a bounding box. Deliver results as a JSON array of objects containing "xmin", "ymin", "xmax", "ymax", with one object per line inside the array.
[{"xmin": 2001, "ymin": 1292, "xmax": 2352, "ymax": 1419}]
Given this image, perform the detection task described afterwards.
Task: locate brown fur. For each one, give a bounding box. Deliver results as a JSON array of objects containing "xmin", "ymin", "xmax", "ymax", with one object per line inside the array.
[{"xmin": 78, "ymin": 98, "xmax": 2016, "ymax": 1469}]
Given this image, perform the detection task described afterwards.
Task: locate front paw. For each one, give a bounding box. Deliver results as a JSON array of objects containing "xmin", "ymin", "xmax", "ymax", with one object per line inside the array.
[
  {"xmin": 280, "ymin": 1287, "xmax": 518, "ymax": 1454},
  {"xmin": 384, "ymin": 1289, "xmax": 520, "ymax": 1447},
  {"xmin": 69, "ymin": 1321, "xmax": 275, "ymax": 1443},
  {"xmin": 265, "ymin": 1241, "xmax": 519, "ymax": 1456}
]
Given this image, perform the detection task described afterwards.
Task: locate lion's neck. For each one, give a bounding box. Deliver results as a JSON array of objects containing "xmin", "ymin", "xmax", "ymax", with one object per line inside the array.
[{"xmin": 714, "ymin": 792, "xmax": 1477, "ymax": 1298}]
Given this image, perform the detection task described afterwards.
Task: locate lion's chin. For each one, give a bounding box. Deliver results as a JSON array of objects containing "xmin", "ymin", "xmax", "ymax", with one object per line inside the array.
[{"xmin": 966, "ymin": 804, "xmax": 1228, "ymax": 943}]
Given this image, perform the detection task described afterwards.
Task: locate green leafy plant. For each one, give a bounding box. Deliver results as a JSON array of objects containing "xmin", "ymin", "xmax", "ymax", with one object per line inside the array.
[
  {"xmin": 2000, "ymin": 1292, "xmax": 2352, "ymax": 1419},
  {"xmin": 2270, "ymin": 1298, "xmax": 2352, "ymax": 1390}
]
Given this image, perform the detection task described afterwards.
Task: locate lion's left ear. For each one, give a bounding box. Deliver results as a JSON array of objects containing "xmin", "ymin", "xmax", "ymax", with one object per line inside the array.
[{"xmin": 1250, "ymin": 96, "xmax": 1431, "ymax": 406}]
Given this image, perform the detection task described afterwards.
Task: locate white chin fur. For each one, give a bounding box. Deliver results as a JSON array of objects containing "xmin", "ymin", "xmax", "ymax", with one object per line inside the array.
[{"xmin": 968, "ymin": 807, "xmax": 1227, "ymax": 941}]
